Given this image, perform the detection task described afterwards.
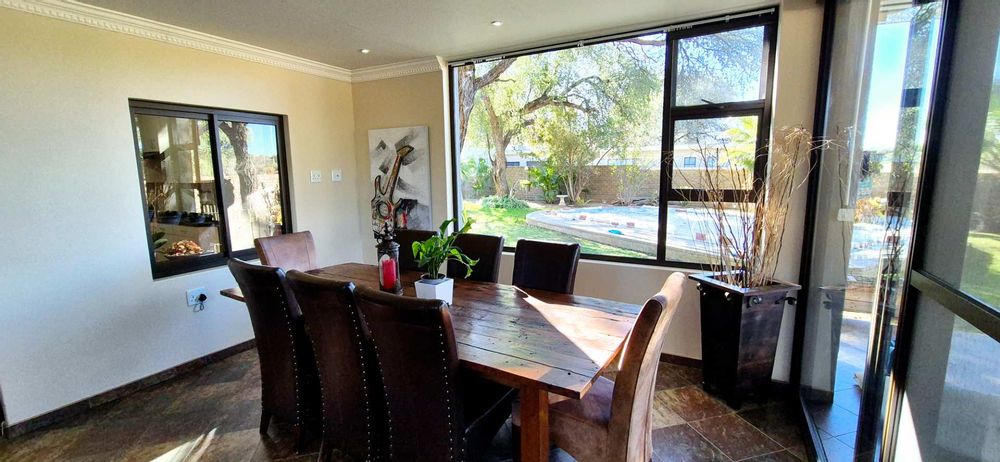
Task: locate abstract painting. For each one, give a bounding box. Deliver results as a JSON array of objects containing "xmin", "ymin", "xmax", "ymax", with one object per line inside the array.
[{"xmin": 369, "ymin": 126, "xmax": 431, "ymax": 239}]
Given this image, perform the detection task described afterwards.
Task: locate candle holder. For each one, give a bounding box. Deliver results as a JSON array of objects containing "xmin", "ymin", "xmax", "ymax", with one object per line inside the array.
[{"xmin": 376, "ymin": 240, "xmax": 403, "ymax": 295}]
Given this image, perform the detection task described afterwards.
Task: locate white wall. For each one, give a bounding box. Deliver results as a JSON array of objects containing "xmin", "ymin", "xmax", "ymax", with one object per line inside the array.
[{"xmin": 0, "ymin": 9, "xmax": 361, "ymax": 425}]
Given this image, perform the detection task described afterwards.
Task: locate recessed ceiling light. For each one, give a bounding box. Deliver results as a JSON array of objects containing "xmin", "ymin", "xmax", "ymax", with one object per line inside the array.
[
  {"xmin": 491, "ymin": 20, "xmax": 503, "ymax": 27},
  {"xmin": 359, "ymin": 48, "xmax": 371, "ymax": 54}
]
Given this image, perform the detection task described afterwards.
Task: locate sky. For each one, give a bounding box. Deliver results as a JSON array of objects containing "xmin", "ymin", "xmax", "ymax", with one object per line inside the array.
[
  {"xmin": 246, "ymin": 123, "xmax": 277, "ymax": 156},
  {"xmin": 862, "ymin": 22, "xmax": 910, "ymax": 152}
]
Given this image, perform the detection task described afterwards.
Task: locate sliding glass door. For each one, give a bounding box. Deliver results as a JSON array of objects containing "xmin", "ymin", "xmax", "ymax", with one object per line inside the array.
[
  {"xmin": 887, "ymin": 0, "xmax": 1000, "ymax": 459},
  {"xmin": 797, "ymin": 0, "xmax": 945, "ymax": 460}
]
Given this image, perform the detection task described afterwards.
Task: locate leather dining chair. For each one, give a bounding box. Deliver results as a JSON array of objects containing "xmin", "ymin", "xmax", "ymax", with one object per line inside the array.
[
  {"xmin": 511, "ymin": 239, "xmax": 581, "ymax": 294},
  {"xmin": 254, "ymin": 230, "xmax": 318, "ymax": 271},
  {"xmin": 354, "ymin": 286, "xmax": 516, "ymax": 461},
  {"xmin": 227, "ymin": 259, "xmax": 320, "ymax": 450},
  {"xmin": 447, "ymin": 233, "xmax": 504, "ymax": 283},
  {"xmin": 515, "ymin": 272, "xmax": 686, "ymax": 462},
  {"xmin": 394, "ymin": 228, "xmax": 437, "ymax": 272},
  {"xmin": 286, "ymin": 271, "xmax": 384, "ymax": 462}
]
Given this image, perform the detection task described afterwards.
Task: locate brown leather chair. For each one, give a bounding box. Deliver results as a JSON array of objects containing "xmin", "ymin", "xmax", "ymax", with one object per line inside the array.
[
  {"xmin": 511, "ymin": 240, "xmax": 581, "ymax": 294},
  {"xmin": 354, "ymin": 286, "xmax": 516, "ymax": 461},
  {"xmin": 254, "ymin": 230, "xmax": 318, "ymax": 271},
  {"xmin": 227, "ymin": 259, "xmax": 320, "ymax": 450},
  {"xmin": 447, "ymin": 233, "xmax": 504, "ymax": 283},
  {"xmin": 515, "ymin": 273, "xmax": 686, "ymax": 462},
  {"xmin": 286, "ymin": 271, "xmax": 386, "ymax": 462},
  {"xmin": 394, "ymin": 228, "xmax": 437, "ymax": 272}
]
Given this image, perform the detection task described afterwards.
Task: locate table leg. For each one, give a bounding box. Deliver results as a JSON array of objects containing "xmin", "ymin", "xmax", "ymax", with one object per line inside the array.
[{"xmin": 519, "ymin": 386, "xmax": 549, "ymax": 462}]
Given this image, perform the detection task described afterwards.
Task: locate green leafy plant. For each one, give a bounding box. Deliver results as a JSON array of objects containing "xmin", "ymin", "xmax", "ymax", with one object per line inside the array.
[
  {"xmin": 481, "ymin": 195, "xmax": 529, "ymax": 210},
  {"xmin": 526, "ymin": 162, "xmax": 565, "ymax": 204},
  {"xmin": 412, "ymin": 218, "xmax": 479, "ymax": 280},
  {"xmin": 461, "ymin": 158, "xmax": 493, "ymax": 198},
  {"xmin": 151, "ymin": 231, "xmax": 168, "ymax": 250}
]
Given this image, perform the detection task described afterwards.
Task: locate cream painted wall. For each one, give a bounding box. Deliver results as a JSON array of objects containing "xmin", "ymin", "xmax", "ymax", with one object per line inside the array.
[
  {"xmin": 348, "ymin": 0, "xmax": 824, "ymax": 380},
  {"xmin": 352, "ymin": 71, "xmax": 448, "ymax": 263},
  {"xmin": 0, "ymin": 9, "xmax": 361, "ymax": 425}
]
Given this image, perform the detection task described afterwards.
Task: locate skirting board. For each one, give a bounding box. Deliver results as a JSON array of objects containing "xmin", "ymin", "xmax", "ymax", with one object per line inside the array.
[{"xmin": 1, "ymin": 339, "xmax": 255, "ymax": 439}]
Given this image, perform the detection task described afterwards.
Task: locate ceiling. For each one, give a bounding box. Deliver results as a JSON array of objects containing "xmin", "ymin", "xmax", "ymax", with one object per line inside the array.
[{"xmin": 80, "ymin": 0, "xmax": 772, "ymax": 70}]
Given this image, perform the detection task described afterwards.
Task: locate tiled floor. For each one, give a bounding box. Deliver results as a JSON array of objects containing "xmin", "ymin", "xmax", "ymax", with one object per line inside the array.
[{"xmin": 0, "ymin": 349, "xmax": 808, "ymax": 461}]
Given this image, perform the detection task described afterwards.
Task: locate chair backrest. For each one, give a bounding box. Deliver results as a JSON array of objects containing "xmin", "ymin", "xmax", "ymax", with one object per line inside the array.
[
  {"xmin": 254, "ymin": 230, "xmax": 317, "ymax": 271},
  {"xmin": 394, "ymin": 229, "xmax": 438, "ymax": 272},
  {"xmin": 354, "ymin": 286, "xmax": 466, "ymax": 461},
  {"xmin": 447, "ymin": 233, "xmax": 504, "ymax": 283},
  {"xmin": 511, "ymin": 239, "xmax": 581, "ymax": 294},
  {"xmin": 285, "ymin": 271, "xmax": 380, "ymax": 460},
  {"xmin": 609, "ymin": 272, "xmax": 686, "ymax": 461},
  {"xmin": 228, "ymin": 258, "xmax": 304, "ymax": 424}
]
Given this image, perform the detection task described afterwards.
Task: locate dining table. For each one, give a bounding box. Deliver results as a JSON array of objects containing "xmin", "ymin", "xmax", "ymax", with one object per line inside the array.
[{"xmin": 220, "ymin": 262, "xmax": 640, "ymax": 462}]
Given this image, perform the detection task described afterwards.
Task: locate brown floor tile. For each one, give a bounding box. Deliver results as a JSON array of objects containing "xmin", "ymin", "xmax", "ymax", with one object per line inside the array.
[
  {"xmin": 740, "ymin": 449, "xmax": 802, "ymax": 461},
  {"xmin": 689, "ymin": 414, "xmax": 782, "ymax": 461},
  {"xmin": 659, "ymin": 385, "xmax": 731, "ymax": 422},
  {"xmin": 0, "ymin": 356, "xmax": 806, "ymax": 462},
  {"xmin": 737, "ymin": 403, "xmax": 805, "ymax": 448},
  {"xmin": 652, "ymin": 424, "xmax": 731, "ymax": 462},
  {"xmin": 820, "ymin": 436, "xmax": 856, "ymax": 462},
  {"xmin": 810, "ymin": 403, "xmax": 859, "ymax": 437},
  {"xmin": 655, "ymin": 363, "xmax": 698, "ymax": 390}
]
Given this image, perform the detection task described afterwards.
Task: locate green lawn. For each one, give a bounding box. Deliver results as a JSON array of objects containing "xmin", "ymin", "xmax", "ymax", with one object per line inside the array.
[
  {"xmin": 961, "ymin": 231, "xmax": 1000, "ymax": 308},
  {"xmin": 462, "ymin": 201, "xmax": 649, "ymax": 258}
]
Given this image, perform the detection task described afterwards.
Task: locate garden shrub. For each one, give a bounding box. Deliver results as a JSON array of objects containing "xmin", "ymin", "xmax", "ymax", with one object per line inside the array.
[{"xmin": 481, "ymin": 195, "xmax": 529, "ymax": 210}]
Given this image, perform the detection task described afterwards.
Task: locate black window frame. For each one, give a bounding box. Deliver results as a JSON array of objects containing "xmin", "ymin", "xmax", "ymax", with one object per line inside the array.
[
  {"xmin": 447, "ymin": 9, "xmax": 778, "ymax": 269},
  {"xmin": 130, "ymin": 99, "xmax": 293, "ymax": 279}
]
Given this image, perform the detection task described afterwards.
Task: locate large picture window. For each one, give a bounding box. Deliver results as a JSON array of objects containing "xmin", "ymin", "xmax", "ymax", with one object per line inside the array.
[
  {"xmin": 130, "ymin": 100, "xmax": 292, "ymax": 278},
  {"xmin": 449, "ymin": 9, "xmax": 777, "ymax": 267}
]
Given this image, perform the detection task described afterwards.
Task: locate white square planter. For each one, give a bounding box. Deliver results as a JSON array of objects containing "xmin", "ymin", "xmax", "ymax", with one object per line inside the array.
[{"xmin": 414, "ymin": 277, "xmax": 454, "ymax": 304}]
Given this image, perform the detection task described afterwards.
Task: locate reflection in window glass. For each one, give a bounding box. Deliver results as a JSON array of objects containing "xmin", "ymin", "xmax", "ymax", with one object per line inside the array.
[
  {"xmin": 672, "ymin": 116, "xmax": 759, "ymax": 190},
  {"xmin": 218, "ymin": 122, "xmax": 284, "ymax": 252},
  {"xmin": 675, "ymin": 26, "xmax": 765, "ymax": 106},
  {"xmin": 665, "ymin": 201, "xmax": 752, "ymax": 264},
  {"xmin": 135, "ymin": 115, "xmax": 223, "ymax": 268},
  {"xmin": 895, "ymin": 295, "xmax": 1000, "ymax": 461},
  {"xmin": 960, "ymin": 42, "xmax": 1000, "ymax": 309}
]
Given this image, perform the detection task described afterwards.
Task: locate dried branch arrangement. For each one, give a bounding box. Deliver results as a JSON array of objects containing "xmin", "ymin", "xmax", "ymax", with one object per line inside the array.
[{"xmin": 677, "ymin": 126, "xmax": 829, "ymax": 288}]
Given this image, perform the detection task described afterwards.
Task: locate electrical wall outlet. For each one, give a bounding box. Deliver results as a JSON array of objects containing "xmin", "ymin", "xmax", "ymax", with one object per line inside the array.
[
  {"xmin": 331, "ymin": 169, "xmax": 343, "ymax": 182},
  {"xmin": 310, "ymin": 170, "xmax": 322, "ymax": 183},
  {"xmin": 186, "ymin": 287, "xmax": 206, "ymax": 307}
]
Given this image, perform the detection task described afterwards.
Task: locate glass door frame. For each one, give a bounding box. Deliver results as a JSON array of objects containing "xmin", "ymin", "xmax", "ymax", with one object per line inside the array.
[
  {"xmin": 881, "ymin": 0, "xmax": 1000, "ymax": 456},
  {"xmin": 789, "ymin": 0, "xmax": 959, "ymax": 459}
]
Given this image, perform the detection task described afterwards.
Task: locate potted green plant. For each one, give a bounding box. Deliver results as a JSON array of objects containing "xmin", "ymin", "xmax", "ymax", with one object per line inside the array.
[{"xmin": 411, "ymin": 218, "xmax": 478, "ymax": 304}]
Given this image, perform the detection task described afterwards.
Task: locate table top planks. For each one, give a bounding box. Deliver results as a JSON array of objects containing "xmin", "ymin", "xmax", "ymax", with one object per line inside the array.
[{"xmin": 221, "ymin": 262, "xmax": 640, "ymax": 399}]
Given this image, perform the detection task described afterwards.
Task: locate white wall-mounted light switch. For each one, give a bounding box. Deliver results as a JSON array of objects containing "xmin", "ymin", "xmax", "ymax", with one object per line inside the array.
[
  {"xmin": 331, "ymin": 169, "xmax": 343, "ymax": 182},
  {"xmin": 310, "ymin": 170, "xmax": 322, "ymax": 183}
]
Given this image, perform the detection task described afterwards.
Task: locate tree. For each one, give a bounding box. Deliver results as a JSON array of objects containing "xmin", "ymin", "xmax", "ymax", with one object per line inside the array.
[
  {"xmin": 454, "ymin": 59, "xmax": 515, "ymax": 151},
  {"xmin": 218, "ymin": 121, "xmax": 255, "ymax": 206}
]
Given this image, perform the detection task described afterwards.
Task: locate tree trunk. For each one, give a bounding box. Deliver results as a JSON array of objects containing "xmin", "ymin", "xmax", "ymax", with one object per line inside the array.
[
  {"xmin": 482, "ymin": 93, "xmax": 511, "ymax": 197},
  {"xmin": 219, "ymin": 121, "xmax": 253, "ymax": 206}
]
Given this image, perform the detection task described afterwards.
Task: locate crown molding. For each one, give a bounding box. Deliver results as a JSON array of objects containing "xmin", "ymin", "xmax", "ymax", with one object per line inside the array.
[
  {"xmin": 351, "ymin": 58, "xmax": 443, "ymax": 83},
  {"xmin": 1, "ymin": 0, "xmax": 354, "ymax": 81}
]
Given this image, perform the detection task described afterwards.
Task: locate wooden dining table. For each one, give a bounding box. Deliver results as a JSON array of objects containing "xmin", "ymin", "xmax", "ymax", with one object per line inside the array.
[{"xmin": 220, "ymin": 262, "xmax": 640, "ymax": 462}]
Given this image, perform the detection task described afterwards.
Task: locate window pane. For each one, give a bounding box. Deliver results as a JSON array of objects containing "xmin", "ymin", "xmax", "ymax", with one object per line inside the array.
[
  {"xmin": 672, "ymin": 116, "xmax": 759, "ymax": 191},
  {"xmin": 453, "ymin": 32, "xmax": 666, "ymax": 259},
  {"xmin": 665, "ymin": 201, "xmax": 752, "ymax": 264},
  {"xmin": 218, "ymin": 121, "xmax": 284, "ymax": 252},
  {"xmin": 894, "ymin": 293, "xmax": 1000, "ymax": 461},
  {"xmin": 674, "ymin": 26, "xmax": 765, "ymax": 106},
  {"xmin": 135, "ymin": 114, "xmax": 223, "ymax": 268}
]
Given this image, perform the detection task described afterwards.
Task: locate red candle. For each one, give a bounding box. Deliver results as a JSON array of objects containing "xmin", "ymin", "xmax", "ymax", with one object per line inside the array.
[{"xmin": 381, "ymin": 258, "xmax": 397, "ymax": 290}]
